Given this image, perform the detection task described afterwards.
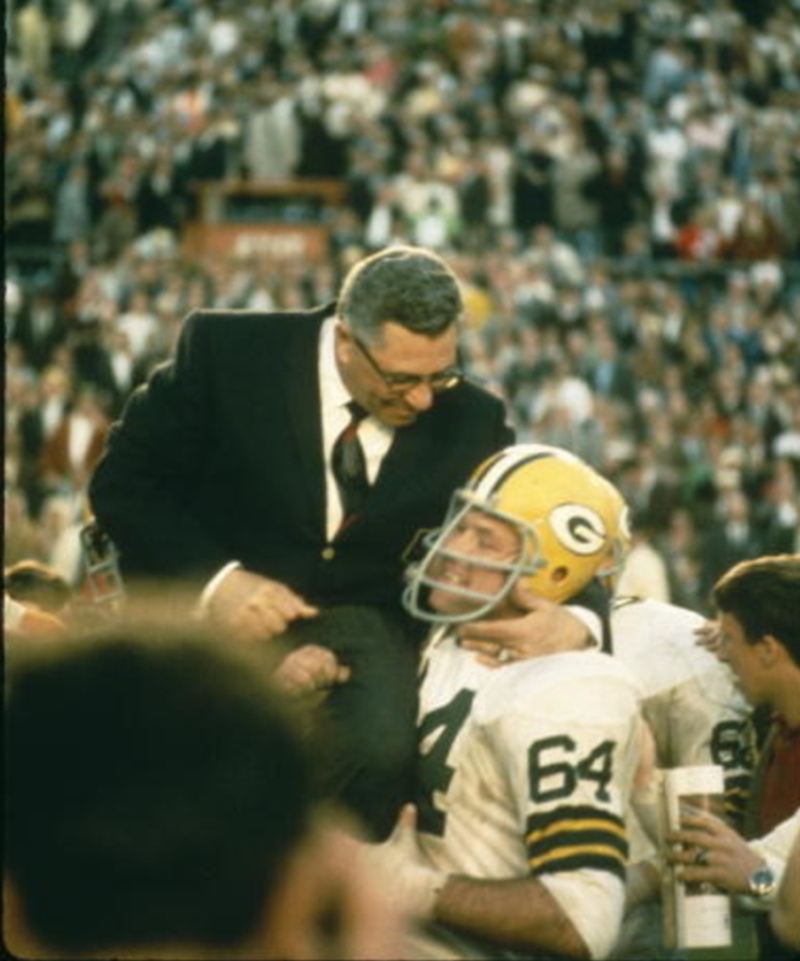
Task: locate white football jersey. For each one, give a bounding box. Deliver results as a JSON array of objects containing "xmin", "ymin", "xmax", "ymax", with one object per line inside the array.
[
  {"xmin": 611, "ymin": 598, "xmax": 753, "ymax": 816},
  {"xmin": 608, "ymin": 598, "xmax": 756, "ymax": 959},
  {"xmin": 410, "ymin": 629, "xmax": 645, "ymax": 960},
  {"xmin": 611, "ymin": 596, "xmax": 753, "ymax": 825}
]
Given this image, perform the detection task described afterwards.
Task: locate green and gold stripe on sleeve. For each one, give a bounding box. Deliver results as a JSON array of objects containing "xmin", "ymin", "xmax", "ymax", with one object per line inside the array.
[{"xmin": 526, "ymin": 805, "xmax": 628, "ymax": 880}]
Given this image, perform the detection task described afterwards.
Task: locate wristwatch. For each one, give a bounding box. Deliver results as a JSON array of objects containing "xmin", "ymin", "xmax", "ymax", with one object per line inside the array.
[{"xmin": 747, "ymin": 864, "xmax": 777, "ymax": 900}]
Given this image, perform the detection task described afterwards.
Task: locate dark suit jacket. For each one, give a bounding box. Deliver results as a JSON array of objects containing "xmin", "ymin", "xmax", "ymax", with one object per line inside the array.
[{"xmin": 89, "ymin": 304, "xmax": 514, "ymax": 609}]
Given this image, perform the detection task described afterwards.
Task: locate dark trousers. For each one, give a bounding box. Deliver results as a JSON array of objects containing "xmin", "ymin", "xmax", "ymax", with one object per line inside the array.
[{"xmin": 279, "ymin": 605, "xmax": 422, "ymax": 841}]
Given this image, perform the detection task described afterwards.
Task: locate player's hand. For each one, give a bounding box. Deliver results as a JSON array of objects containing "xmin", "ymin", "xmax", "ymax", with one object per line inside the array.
[
  {"xmin": 695, "ymin": 619, "xmax": 724, "ymax": 658},
  {"xmin": 273, "ymin": 644, "xmax": 351, "ymax": 696},
  {"xmin": 363, "ymin": 804, "xmax": 447, "ymax": 920},
  {"xmin": 206, "ymin": 568, "xmax": 318, "ymax": 641},
  {"xmin": 456, "ymin": 585, "xmax": 591, "ymax": 667},
  {"xmin": 666, "ymin": 811, "xmax": 763, "ymax": 894}
]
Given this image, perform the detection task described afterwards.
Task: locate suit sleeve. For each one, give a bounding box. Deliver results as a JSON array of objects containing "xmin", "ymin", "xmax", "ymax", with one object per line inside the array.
[{"xmin": 89, "ymin": 311, "xmax": 231, "ymax": 583}]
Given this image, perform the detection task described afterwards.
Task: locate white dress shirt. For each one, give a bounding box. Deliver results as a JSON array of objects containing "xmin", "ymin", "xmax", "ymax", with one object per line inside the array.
[
  {"xmin": 201, "ymin": 315, "xmax": 394, "ymax": 607},
  {"xmin": 318, "ymin": 316, "xmax": 394, "ymax": 539}
]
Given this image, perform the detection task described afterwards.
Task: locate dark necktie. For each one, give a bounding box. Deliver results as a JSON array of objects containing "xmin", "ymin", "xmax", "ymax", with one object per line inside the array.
[{"xmin": 332, "ymin": 401, "xmax": 369, "ymax": 527}]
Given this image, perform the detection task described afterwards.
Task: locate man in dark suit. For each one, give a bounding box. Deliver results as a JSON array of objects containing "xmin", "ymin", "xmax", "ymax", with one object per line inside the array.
[{"xmin": 88, "ymin": 246, "xmax": 592, "ymax": 838}]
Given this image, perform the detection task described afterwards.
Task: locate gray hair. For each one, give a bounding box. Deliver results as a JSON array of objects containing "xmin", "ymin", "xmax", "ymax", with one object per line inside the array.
[{"xmin": 338, "ymin": 246, "xmax": 463, "ymax": 345}]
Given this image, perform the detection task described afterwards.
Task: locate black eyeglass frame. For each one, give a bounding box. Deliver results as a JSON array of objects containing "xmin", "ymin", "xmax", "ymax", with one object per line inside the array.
[{"xmin": 349, "ymin": 330, "xmax": 462, "ymax": 394}]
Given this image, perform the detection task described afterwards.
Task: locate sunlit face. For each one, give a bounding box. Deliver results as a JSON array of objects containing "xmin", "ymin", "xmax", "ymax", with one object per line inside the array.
[
  {"xmin": 427, "ymin": 507, "xmax": 522, "ymax": 619},
  {"xmin": 335, "ymin": 321, "xmax": 459, "ymax": 428},
  {"xmin": 718, "ymin": 611, "xmax": 766, "ymax": 706}
]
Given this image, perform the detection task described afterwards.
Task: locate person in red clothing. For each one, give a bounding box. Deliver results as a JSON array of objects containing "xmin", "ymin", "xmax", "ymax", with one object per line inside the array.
[{"xmin": 712, "ymin": 554, "xmax": 800, "ymax": 961}]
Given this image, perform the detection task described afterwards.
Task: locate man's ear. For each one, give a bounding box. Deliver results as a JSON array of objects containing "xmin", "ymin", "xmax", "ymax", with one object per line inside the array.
[
  {"xmin": 334, "ymin": 322, "xmax": 357, "ymax": 372},
  {"xmin": 756, "ymin": 633, "xmax": 783, "ymax": 668}
]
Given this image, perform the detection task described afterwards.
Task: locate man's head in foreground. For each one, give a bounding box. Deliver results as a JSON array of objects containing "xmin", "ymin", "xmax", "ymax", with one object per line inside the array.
[{"xmin": 4, "ymin": 620, "xmax": 399, "ymax": 959}]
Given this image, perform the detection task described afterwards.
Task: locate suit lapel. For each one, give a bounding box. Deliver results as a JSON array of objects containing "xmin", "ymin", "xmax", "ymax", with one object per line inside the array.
[{"xmin": 282, "ymin": 314, "xmax": 327, "ymax": 534}]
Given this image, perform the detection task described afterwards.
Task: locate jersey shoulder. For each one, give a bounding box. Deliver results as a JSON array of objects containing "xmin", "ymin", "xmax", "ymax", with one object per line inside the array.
[{"xmin": 475, "ymin": 650, "xmax": 642, "ymax": 727}]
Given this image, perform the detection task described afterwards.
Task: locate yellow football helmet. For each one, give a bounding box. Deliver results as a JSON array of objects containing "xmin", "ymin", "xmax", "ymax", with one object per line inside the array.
[{"xmin": 403, "ymin": 443, "xmax": 630, "ymax": 624}]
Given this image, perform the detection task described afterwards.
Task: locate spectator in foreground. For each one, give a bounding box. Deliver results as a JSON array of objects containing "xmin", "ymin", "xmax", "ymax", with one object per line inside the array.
[{"xmin": 3, "ymin": 620, "xmax": 403, "ymax": 960}]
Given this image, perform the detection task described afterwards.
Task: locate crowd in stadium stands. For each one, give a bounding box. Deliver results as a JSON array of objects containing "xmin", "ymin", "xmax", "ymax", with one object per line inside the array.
[{"xmin": 5, "ymin": 0, "xmax": 800, "ymax": 612}]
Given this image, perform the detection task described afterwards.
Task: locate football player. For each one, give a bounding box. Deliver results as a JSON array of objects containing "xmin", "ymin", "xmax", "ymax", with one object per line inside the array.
[
  {"xmin": 611, "ymin": 596, "xmax": 752, "ymax": 826},
  {"xmin": 609, "ymin": 595, "xmax": 754, "ymax": 958},
  {"xmin": 370, "ymin": 444, "xmax": 650, "ymax": 960},
  {"xmin": 453, "ymin": 500, "xmax": 756, "ymax": 958}
]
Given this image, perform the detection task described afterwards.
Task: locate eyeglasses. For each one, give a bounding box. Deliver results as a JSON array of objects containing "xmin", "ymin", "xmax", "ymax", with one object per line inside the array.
[{"xmin": 350, "ymin": 332, "xmax": 462, "ymax": 394}]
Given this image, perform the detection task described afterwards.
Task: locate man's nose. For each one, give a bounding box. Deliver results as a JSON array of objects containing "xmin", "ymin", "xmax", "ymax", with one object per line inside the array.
[{"xmin": 404, "ymin": 381, "xmax": 436, "ymax": 412}]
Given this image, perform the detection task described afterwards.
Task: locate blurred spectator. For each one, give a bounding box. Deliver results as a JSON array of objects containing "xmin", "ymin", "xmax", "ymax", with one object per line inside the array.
[
  {"xmin": 700, "ymin": 486, "xmax": 764, "ymax": 598},
  {"xmin": 116, "ymin": 288, "xmax": 159, "ymax": 363},
  {"xmin": 511, "ymin": 125, "xmax": 554, "ymax": 235},
  {"xmin": 37, "ymin": 493, "xmax": 86, "ymax": 588},
  {"xmin": 6, "ymin": 154, "xmax": 57, "ymax": 280},
  {"xmin": 53, "ymin": 160, "xmax": 92, "ymax": 246},
  {"xmin": 615, "ymin": 510, "xmax": 672, "ymax": 603},
  {"xmin": 242, "ymin": 73, "xmax": 301, "ymax": 181},
  {"xmin": 724, "ymin": 197, "xmax": 786, "ymax": 262},
  {"xmin": 14, "ymin": 0, "xmax": 52, "ymax": 80},
  {"xmin": 551, "ymin": 123, "xmax": 603, "ymax": 260},
  {"xmin": 4, "ymin": 620, "xmax": 404, "ymax": 959},
  {"xmin": 10, "ymin": 286, "xmax": 69, "ymax": 371},
  {"xmin": 39, "ymin": 386, "xmax": 110, "ymax": 497}
]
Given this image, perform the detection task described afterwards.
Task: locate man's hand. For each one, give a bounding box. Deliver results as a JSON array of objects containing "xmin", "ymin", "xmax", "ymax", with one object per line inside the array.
[
  {"xmin": 363, "ymin": 804, "xmax": 448, "ymax": 920},
  {"xmin": 457, "ymin": 584, "xmax": 591, "ymax": 666},
  {"xmin": 694, "ymin": 619, "xmax": 724, "ymax": 658},
  {"xmin": 273, "ymin": 644, "xmax": 351, "ymax": 696},
  {"xmin": 667, "ymin": 811, "xmax": 764, "ymax": 894},
  {"xmin": 206, "ymin": 568, "xmax": 318, "ymax": 642}
]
